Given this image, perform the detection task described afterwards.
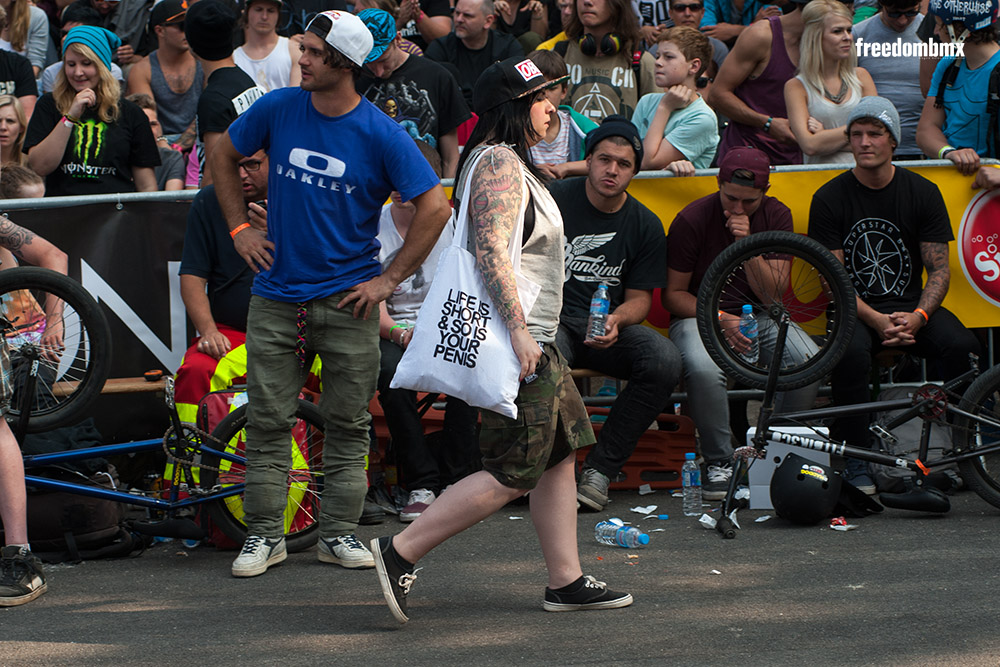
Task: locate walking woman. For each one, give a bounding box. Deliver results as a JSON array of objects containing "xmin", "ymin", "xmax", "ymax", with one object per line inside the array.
[
  {"xmin": 784, "ymin": 0, "xmax": 876, "ymax": 165},
  {"xmin": 371, "ymin": 56, "xmax": 632, "ymax": 624},
  {"xmin": 24, "ymin": 26, "xmax": 159, "ymax": 195}
]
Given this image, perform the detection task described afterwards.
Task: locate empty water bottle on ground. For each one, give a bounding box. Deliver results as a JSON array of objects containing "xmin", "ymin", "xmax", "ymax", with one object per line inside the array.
[
  {"xmin": 594, "ymin": 518, "xmax": 650, "ymax": 548},
  {"xmin": 739, "ymin": 304, "xmax": 759, "ymax": 364},
  {"xmin": 585, "ymin": 283, "xmax": 610, "ymax": 342},
  {"xmin": 682, "ymin": 452, "xmax": 702, "ymax": 516}
]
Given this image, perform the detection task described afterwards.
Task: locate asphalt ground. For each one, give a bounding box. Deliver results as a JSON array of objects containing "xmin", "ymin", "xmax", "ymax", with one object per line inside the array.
[{"xmin": 2, "ymin": 485, "xmax": 999, "ymax": 666}]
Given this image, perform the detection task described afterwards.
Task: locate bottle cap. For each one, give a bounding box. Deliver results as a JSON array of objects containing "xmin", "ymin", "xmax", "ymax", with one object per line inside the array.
[
  {"xmin": 685, "ymin": 452, "xmax": 696, "ymax": 460},
  {"xmin": 638, "ymin": 534, "xmax": 650, "ymax": 545},
  {"xmin": 742, "ymin": 304, "xmax": 753, "ymax": 314}
]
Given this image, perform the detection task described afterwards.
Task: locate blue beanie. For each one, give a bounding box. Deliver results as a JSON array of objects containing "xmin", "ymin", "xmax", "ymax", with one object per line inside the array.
[{"xmin": 62, "ymin": 26, "xmax": 120, "ymax": 71}]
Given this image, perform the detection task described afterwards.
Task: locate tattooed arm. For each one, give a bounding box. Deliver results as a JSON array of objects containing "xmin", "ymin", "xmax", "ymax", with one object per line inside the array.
[
  {"xmin": 469, "ymin": 145, "xmax": 541, "ymax": 381},
  {"xmin": 883, "ymin": 241, "xmax": 950, "ymax": 345},
  {"xmin": 0, "ymin": 216, "xmax": 67, "ymax": 274},
  {"xmin": 0, "ymin": 215, "xmax": 69, "ymax": 359}
]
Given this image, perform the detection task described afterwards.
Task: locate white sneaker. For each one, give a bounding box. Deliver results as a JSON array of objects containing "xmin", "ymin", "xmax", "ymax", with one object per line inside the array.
[
  {"xmin": 232, "ymin": 536, "xmax": 286, "ymax": 577},
  {"xmin": 317, "ymin": 534, "xmax": 375, "ymax": 569},
  {"xmin": 400, "ymin": 488, "xmax": 436, "ymax": 523}
]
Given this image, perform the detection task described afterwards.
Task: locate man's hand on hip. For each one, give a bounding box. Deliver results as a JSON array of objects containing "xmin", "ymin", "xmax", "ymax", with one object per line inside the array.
[{"xmin": 339, "ymin": 275, "xmax": 395, "ymax": 320}]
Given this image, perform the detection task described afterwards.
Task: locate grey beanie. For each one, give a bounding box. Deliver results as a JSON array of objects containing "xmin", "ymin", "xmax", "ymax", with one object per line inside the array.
[{"xmin": 847, "ymin": 96, "xmax": 901, "ymax": 146}]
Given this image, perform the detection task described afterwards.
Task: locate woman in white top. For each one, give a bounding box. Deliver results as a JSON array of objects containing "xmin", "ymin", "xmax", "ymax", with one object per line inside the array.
[
  {"xmin": 784, "ymin": 0, "xmax": 877, "ymax": 165},
  {"xmin": 0, "ymin": 0, "xmax": 49, "ymax": 76}
]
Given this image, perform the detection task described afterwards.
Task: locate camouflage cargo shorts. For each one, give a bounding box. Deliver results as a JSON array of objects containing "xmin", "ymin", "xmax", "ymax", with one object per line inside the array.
[{"xmin": 479, "ymin": 342, "xmax": 595, "ymax": 489}]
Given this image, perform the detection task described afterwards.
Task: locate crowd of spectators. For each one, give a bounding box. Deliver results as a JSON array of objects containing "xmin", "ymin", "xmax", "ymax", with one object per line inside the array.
[{"xmin": 0, "ymin": 0, "xmax": 995, "ymax": 199}]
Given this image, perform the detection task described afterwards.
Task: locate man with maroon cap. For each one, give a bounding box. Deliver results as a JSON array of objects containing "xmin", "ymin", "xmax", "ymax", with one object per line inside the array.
[{"xmin": 663, "ymin": 146, "xmax": 818, "ymax": 499}]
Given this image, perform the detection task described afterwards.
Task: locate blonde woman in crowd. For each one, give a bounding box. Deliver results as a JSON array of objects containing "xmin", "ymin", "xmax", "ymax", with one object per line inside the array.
[
  {"xmin": 0, "ymin": 95, "xmax": 27, "ymax": 166},
  {"xmin": 785, "ymin": 0, "xmax": 876, "ymax": 165},
  {"xmin": 24, "ymin": 26, "xmax": 159, "ymax": 195}
]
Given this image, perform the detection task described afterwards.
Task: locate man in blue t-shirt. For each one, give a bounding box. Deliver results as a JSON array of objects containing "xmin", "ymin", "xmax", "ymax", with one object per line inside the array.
[
  {"xmin": 209, "ymin": 10, "xmax": 451, "ymax": 579},
  {"xmin": 916, "ymin": 0, "xmax": 1000, "ymax": 173}
]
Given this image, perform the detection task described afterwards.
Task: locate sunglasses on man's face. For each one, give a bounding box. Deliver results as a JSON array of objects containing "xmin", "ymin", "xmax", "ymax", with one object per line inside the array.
[
  {"xmin": 882, "ymin": 7, "xmax": 919, "ymax": 17},
  {"xmin": 672, "ymin": 2, "xmax": 703, "ymax": 10}
]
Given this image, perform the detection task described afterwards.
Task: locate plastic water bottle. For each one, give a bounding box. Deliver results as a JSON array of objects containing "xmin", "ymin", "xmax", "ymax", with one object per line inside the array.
[
  {"xmin": 682, "ymin": 452, "xmax": 702, "ymax": 516},
  {"xmin": 585, "ymin": 283, "xmax": 610, "ymax": 342},
  {"xmin": 739, "ymin": 304, "xmax": 759, "ymax": 364},
  {"xmin": 594, "ymin": 518, "xmax": 650, "ymax": 548}
]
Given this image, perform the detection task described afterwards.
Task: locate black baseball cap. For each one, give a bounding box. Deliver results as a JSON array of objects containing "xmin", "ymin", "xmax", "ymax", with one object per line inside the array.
[
  {"xmin": 150, "ymin": 0, "xmax": 186, "ymax": 27},
  {"xmin": 472, "ymin": 56, "xmax": 568, "ymax": 115}
]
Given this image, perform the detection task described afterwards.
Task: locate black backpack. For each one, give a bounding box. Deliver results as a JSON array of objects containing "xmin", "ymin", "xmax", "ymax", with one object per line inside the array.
[{"xmin": 7, "ymin": 420, "xmax": 149, "ymax": 563}]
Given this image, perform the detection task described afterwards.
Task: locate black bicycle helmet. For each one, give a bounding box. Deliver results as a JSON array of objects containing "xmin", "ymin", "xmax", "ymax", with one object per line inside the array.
[{"xmin": 770, "ymin": 453, "xmax": 843, "ymax": 525}]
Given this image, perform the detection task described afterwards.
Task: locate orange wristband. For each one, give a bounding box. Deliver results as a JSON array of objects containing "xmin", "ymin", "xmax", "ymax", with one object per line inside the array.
[
  {"xmin": 230, "ymin": 222, "xmax": 251, "ymax": 239},
  {"xmin": 914, "ymin": 307, "xmax": 929, "ymax": 323},
  {"xmin": 718, "ymin": 310, "xmax": 725, "ymax": 321}
]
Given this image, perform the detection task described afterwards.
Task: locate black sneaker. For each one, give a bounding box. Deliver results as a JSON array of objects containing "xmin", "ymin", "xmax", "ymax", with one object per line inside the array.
[
  {"xmin": 543, "ymin": 575, "xmax": 633, "ymax": 612},
  {"xmin": 577, "ymin": 467, "xmax": 610, "ymax": 511},
  {"xmin": 371, "ymin": 536, "xmax": 418, "ymax": 624},
  {"xmin": 702, "ymin": 459, "xmax": 733, "ymax": 501},
  {"xmin": 0, "ymin": 546, "xmax": 47, "ymax": 607}
]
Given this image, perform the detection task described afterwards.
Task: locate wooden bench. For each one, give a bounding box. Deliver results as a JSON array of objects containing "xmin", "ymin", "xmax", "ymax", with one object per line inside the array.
[{"xmin": 52, "ymin": 375, "xmax": 168, "ymax": 397}]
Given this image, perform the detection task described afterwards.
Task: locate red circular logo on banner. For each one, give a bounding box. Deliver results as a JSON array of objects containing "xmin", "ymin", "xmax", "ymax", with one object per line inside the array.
[{"xmin": 958, "ymin": 189, "xmax": 1000, "ymax": 308}]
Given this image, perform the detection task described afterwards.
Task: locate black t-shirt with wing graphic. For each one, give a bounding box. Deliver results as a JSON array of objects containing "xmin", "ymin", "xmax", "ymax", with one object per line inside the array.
[
  {"xmin": 549, "ymin": 176, "xmax": 667, "ymax": 323},
  {"xmin": 808, "ymin": 168, "xmax": 953, "ymax": 313}
]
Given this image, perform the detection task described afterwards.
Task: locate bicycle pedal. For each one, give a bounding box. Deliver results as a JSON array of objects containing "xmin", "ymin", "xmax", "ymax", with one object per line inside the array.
[{"xmin": 131, "ymin": 518, "xmax": 206, "ymax": 540}]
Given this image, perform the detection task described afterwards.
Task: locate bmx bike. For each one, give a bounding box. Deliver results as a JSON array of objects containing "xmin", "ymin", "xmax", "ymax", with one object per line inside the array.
[
  {"xmin": 695, "ymin": 232, "xmax": 1000, "ymax": 538},
  {"xmin": 7, "ymin": 267, "xmax": 325, "ymax": 550}
]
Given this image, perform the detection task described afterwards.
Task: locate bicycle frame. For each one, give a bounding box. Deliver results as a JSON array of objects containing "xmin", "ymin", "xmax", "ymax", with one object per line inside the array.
[
  {"xmin": 21, "ymin": 437, "xmax": 247, "ymax": 511},
  {"xmin": 18, "ymin": 375, "xmax": 247, "ymax": 517},
  {"xmin": 715, "ymin": 320, "xmax": 1000, "ymax": 536}
]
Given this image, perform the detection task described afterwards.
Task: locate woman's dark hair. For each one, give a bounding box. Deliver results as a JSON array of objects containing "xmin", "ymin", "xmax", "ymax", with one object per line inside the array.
[{"xmin": 455, "ymin": 92, "xmax": 547, "ymax": 188}]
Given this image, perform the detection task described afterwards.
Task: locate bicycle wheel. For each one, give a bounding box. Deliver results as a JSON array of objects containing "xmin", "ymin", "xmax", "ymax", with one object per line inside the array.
[
  {"xmin": 0, "ymin": 267, "xmax": 111, "ymax": 432},
  {"xmin": 202, "ymin": 399, "xmax": 324, "ymax": 552},
  {"xmin": 696, "ymin": 231, "xmax": 855, "ymax": 390},
  {"xmin": 954, "ymin": 365, "xmax": 1000, "ymax": 510}
]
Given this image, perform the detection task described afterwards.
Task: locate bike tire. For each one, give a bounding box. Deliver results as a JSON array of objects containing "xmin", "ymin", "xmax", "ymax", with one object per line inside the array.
[
  {"xmin": 954, "ymin": 364, "xmax": 1000, "ymax": 510},
  {"xmin": 202, "ymin": 399, "xmax": 325, "ymax": 552},
  {"xmin": 0, "ymin": 267, "xmax": 112, "ymax": 432},
  {"xmin": 696, "ymin": 231, "xmax": 856, "ymax": 390}
]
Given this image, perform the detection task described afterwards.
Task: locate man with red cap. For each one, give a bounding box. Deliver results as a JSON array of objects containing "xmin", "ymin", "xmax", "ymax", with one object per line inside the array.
[{"xmin": 663, "ymin": 146, "xmax": 818, "ymax": 500}]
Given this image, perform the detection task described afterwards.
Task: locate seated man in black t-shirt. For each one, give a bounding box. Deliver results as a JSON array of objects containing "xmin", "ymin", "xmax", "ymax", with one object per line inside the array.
[
  {"xmin": 808, "ymin": 96, "xmax": 981, "ymax": 495},
  {"xmin": 548, "ymin": 116, "xmax": 683, "ymax": 511},
  {"xmin": 173, "ymin": 149, "xmax": 269, "ymax": 424}
]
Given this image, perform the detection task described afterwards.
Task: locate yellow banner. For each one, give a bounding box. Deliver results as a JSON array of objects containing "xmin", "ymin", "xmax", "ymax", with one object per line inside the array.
[{"xmin": 627, "ymin": 165, "xmax": 1000, "ymax": 330}]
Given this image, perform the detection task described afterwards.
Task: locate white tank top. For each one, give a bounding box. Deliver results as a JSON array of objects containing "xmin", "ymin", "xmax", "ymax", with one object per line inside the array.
[
  {"xmin": 234, "ymin": 36, "xmax": 292, "ymax": 92},
  {"xmin": 796, "ymin": 73, "xmax": 862, "ymax": 166}
]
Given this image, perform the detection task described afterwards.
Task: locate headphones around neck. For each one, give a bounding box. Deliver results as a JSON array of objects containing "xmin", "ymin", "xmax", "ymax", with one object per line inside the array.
[{"xmin": 578, "ymin": 31, "xmax": 622, "ymax": 56}]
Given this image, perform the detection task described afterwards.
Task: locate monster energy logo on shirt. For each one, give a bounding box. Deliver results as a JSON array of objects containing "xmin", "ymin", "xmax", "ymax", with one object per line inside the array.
[{"xmin": 61, "ymin": 119, "xmax": 116, "ymax": 179}]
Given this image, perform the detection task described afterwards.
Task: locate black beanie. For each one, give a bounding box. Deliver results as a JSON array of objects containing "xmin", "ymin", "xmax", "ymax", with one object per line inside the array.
[
  {"xmin": 185, "ymin": 0, "xmax": 237, "ymax": 61},
  {"xmin": 584, "ymin": 115, "xmax": 644, "ymax": 172}
]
